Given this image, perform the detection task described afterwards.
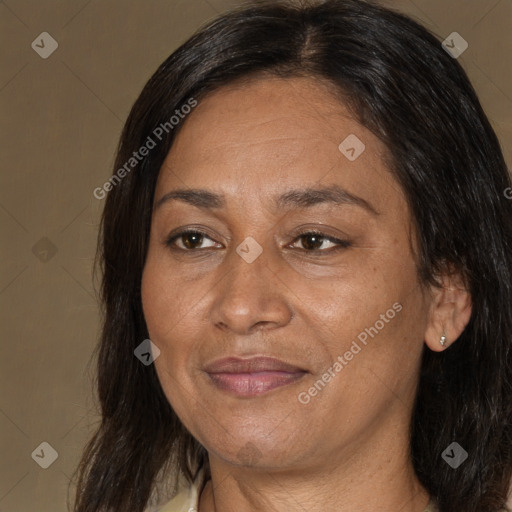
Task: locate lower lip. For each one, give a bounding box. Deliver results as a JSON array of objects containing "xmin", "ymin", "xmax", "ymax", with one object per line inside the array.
[{"xmin": 207, "ymin": 371, "xmax": 306, "ymax": 396}]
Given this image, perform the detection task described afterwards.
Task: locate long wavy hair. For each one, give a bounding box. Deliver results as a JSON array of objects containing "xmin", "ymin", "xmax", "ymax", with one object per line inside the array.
[{"xmin": 73, "ymin": 1, "xmax": 512, "ymax": 511}]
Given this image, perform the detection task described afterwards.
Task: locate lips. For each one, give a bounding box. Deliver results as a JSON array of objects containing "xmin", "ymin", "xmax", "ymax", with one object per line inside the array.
[{"xmin": 204, "ymin": 356, "xmax": 307, "ymax": 397}]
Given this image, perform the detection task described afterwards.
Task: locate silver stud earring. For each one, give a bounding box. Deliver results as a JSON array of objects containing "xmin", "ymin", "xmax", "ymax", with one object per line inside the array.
[{"xmin": 440, "ymin": 331, "xmax": 447, "ymax": 347}]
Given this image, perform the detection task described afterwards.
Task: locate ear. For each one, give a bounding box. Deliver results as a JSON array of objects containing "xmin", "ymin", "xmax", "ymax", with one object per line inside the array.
[{"xmin": 424, "ymin": 270, "xmax": 472, "ymax": 352}]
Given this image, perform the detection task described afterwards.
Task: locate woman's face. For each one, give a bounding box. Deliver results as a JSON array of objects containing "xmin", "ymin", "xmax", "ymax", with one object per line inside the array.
[{"xmin": 141, "ymin": 76, "xmax": 432, "ymax": 471}]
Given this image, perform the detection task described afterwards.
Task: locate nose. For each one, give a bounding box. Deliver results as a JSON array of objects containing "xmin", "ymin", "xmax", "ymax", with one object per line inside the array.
[{"xmin": 209, "ymin": 248, "xmax": 294, "ymax": 335}]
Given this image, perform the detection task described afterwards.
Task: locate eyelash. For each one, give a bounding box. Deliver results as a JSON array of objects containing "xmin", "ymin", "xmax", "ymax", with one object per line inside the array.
[{"xmin": 164, "ymin": 228, "xmax": 351, "ymax": 253}]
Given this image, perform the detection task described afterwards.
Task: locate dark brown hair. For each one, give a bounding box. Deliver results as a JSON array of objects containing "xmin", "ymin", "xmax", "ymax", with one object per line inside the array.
[{"xmin": 73, "ymin": 1, "xmax": 512, "ymax": 511}]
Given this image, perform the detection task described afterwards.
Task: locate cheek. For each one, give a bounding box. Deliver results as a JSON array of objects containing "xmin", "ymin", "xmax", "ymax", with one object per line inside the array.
[
  {"xmin": 141, "ymin": 272, "xmax": 168, "ymax": 345},
  {"xmin": 142, "ymin": 259, "xmax": 182, "ymax": 385},
  {"xmin": 141, "ymin": 251, "xmax": 193, "ymax": 341},
  {"xmin": 141, "ymin": 253, "xmax": 202, "ymax": 396},
  {"xmin": 320, "ymin": 253, "xmax": 423, "ymax": 364},
  {"xmin": 142, "ymin": 285, "xmax": 193, "ymax": 423}
]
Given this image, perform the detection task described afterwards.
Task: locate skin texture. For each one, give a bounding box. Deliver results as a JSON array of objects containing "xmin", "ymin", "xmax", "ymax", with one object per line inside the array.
[{"xmin": 141, "ymin": 76, "xmax": 472, "ymax": 512}]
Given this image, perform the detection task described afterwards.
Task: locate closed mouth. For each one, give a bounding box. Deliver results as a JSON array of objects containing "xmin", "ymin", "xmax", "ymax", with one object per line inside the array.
[{"xmin": 204, "ymin": 356, "xmax": 307, "ymax": 396}]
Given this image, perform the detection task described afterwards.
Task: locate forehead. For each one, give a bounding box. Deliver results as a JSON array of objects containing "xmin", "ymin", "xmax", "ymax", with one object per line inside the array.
[{"xmin": 155, "ymin": 76, "xmax": 402, "ymax": 213}]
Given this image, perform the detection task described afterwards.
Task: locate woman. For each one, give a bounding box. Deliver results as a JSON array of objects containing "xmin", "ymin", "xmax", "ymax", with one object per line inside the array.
[{"xmin": 74, "ymin": 0, "xmax": 512, "ymax": 511}]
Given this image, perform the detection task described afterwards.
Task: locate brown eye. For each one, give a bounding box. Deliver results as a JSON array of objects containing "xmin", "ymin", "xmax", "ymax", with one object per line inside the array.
[
  {"xmin": 165, "ymin": 230, "xmax": 218, "ymax": 250},
  {"xmin": 181, "ymin": 232, "xmax": 204, "ymax": 249},
  {"xmin": 300, "ymin": 233, "xmax": 325, "ymax": 250},
  {"xmin": 291, "ymin": 231, "xmax": 351, "ymax": 252}
]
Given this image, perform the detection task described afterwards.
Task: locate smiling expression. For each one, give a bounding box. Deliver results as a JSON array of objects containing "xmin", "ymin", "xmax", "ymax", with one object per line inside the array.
[{"xmin": 141, "ymin": 75, "xmax": 432, "ymax": 471}]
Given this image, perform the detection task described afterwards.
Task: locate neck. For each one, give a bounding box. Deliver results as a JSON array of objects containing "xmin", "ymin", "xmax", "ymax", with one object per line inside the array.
[{"xmin": 198, "ymin": 409, "xmax": 430, "ymax": 512}]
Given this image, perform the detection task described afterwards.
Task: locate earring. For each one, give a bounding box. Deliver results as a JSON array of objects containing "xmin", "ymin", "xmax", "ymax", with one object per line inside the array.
[{"xmin": 440, "ymin": 331, "xmax": 447, "ymax": 347}]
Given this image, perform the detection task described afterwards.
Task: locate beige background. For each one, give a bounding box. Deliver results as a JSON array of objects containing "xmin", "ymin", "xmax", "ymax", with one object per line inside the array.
[{"xmin": 1, "ymin": 0, "xmax": 511, "ymax": 510}]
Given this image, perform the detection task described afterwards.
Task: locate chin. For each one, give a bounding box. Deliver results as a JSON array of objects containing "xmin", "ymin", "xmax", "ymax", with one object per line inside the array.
[{"xmin": 202, "ymin": 427, "xmax": 307, "ymax": 469}]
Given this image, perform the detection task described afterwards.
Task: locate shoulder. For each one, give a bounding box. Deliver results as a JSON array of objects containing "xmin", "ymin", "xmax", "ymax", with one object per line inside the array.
[
  {"xmin": 426, "ymin": 502, "xmax": 511, "ymax": 512},
  {"xmin": 150, "ymin": 487, "xmax": 197, "ymax": 512},
  {"xmin": 147, "ymin": 475, "xmax": 512, "ymax": 512},
  {"xmin": 145, "ymin": 472, "xmax": 204, "ymax": 512}
]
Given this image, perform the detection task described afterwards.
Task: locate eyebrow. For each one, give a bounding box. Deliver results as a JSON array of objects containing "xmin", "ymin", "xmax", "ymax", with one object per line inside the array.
[{"xmin": 154, "ymin": 184, "xmax": 379, "ymax": 215}]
